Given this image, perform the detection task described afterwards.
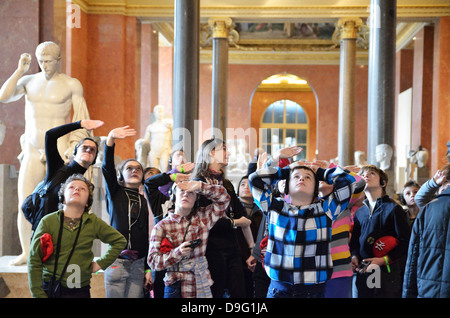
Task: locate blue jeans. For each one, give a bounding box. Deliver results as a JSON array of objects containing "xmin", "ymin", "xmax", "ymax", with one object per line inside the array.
[
  {"xmin": 325, "ymin": 276, "xmax": 352, "ymax": 298},
  {"xmin": 266, "ymin": 280, "xmax": 325, "ymax": 298},
  {"xmin": 104, "ymin": 257, "xmax": 145, "ymax": 298},
  {"xmin": 164, "ymin": 281, "xmax": 182, "ymax": 298}
]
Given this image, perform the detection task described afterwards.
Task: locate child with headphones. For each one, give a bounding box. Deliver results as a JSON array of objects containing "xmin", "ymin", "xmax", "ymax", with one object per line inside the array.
[
  {"xmin": 148, "ymin": 180, "xmax": 230, "ymax": 298},
  {"xmin": 350, "ymin": 164, "xmax": 411, "ymax": 298},
  {"xmin": 249, "ymin": 146, "xmax": 365, "ymax": 298},
  {"xmin": 142, "ymin": 150, "xmax": 193, "ymax": 298},
  {"xmin": 101, "ymin": 126, "xmax": 152, "ymax": 298},
  {"xmin": 28, "ymin": 174, "xmax": 127, "ymax": 298},
  {"xmin": 400, "ymin": 180, "xmax": 420, "ymax": 227}
]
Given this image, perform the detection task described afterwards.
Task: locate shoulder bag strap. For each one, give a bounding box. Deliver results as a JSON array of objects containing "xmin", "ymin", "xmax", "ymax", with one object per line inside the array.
[
  {"xmin": 51, "ymin": 214, "xmax": 83, "ymax": 284},
  {"xmin": 50, "ymin": 213, "xmax": 65, "ymax": 283}
]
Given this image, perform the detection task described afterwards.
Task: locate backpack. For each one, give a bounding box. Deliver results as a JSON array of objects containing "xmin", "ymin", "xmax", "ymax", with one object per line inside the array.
[{"xmin": 21, "ymin": 166, "xmax": 69, "ymax": 231}]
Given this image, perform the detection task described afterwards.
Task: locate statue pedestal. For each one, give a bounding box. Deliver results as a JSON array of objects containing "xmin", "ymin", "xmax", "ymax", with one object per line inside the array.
[
  {"xmin": 385, "ymin": 169, "xmax": 395, "ymax": 199},
  {"xmin": 0, "ymin": 255, "xmax": 106, "ymax": 297},
  {"xmin": 417, "ymin": 167, "xmax": 430, "ymax": 186},
  {"xmin": 0, "ymin": 164, "xmax": 21, "ymax": 256}
]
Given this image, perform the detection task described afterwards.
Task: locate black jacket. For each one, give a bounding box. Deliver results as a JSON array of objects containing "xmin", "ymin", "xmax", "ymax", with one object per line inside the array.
[
  {"xmin": 350, "ymin": 195, "xmax": 411, "ymax": 261},
  {"xmin": 102, "ymin": 144, "xmax": 149, "ymax": 264},
  {"xmin": 195, "ymin": 174, "xmax": 247, "ymax": 252},
  {"xmin": 43, "ymin": 121, "xmax": 87, "ymax": 218},
  {"xmin": 403, "ymin": 187, "xmax": 450, "ymax": 298}
]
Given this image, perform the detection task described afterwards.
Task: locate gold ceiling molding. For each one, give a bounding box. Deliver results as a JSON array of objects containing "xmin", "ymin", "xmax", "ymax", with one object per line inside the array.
[
  {"xmin": 396, "ymin": 22, "xmax": 429, "ymax": 51},
  {"xmin": 71, "ymin": 1, "xmax": 449, "ymax": 21},
  {"xmin": 70, "ymin": 0, "xmax": 446, "ymax": 65},
  {"xmin": 201, "ymin": 50, "xmax": 369, "ymax": 66}
]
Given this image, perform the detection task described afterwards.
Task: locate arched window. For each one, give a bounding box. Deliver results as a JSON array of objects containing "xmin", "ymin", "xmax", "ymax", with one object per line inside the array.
[{"xmin": 260, "ymin": 99, "xmax": 308, "ymax": 161}]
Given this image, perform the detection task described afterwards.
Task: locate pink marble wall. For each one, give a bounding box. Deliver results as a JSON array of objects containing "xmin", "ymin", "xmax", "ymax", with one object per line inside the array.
[
  {"xmin": 158, "ymin": 46, "xmax": 173, "ymax": 118},
  {"xmin": 431, "ymin": 17, "xmax": 450, "ymax": 173},
  {"xmin": 196, "ymin": 63, "xmax": 368, "ymax": 162},
  {"xmin": 69, "ymin": 14, "xmax": 138, "ymax": 160},
  {"xmin": 1, "ymin": 6, "xmax": 448, "ymax": 172},
  {"xmin": 139, "ymin": 23, "xmax": 160, "ymax": 138},
  {"xmin": 412, "ymin": 26, "xmax": 434, "ymax": 154},
  {"xmin": 0, "ymin": 0, "xmax": 40, "ymax": 168}
]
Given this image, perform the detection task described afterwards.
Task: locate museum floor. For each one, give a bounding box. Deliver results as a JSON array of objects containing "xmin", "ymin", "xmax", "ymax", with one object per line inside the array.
[{"xmin": 0, "ymin": 255, "xmax": 106, "ymax": 298}]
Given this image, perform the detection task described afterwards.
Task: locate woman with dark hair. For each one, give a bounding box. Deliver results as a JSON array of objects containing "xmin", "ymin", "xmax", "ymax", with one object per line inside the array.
[
  {"xmin": 190, "ymin": 137, "xmax": 253, "ymax": 298},
  {"xmin": 101, "ymin": 126, "xmax": 152, "ymax": 298},
  {"xmin": 27, "ymin": 174, "xmax": 126, "ymax": 298}
]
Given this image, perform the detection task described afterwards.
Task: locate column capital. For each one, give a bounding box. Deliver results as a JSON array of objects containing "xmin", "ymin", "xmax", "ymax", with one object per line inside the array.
[
  {"xmin": 337, "ymin": 18, "xmax": 363, "ymax": 39},
  {"xmin": 208, "ymin": 17, "xmax": 233, "ymax": 38}
]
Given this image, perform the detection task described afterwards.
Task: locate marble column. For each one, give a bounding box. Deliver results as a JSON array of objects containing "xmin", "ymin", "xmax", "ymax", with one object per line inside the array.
[
  {"xmin": 367, "ymin": 0, "xmax": 397, "ymax": 167},
  {"xmin": 140, "ymin": 23, "xmax": 160, "ymax": 138},
  {"xmin": 337, "ymin": 18, "xmax": 362, "ymax": 166},
  {"xmin": 209, "ymin": 18, "xmax": 232, "ymax": 140},
  {"xmin": 173, "ymin": 0, "xmax": 200, "ymax": 162}
]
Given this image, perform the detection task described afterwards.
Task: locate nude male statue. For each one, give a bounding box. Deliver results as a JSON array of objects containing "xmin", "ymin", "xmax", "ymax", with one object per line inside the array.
[
  {"xmin": 140, "ymin": 105, "xmax": 173, "ymax": 171},
  {"xmin": 0, "ymin": 41, "xmax": 90, "ymax": 265}
]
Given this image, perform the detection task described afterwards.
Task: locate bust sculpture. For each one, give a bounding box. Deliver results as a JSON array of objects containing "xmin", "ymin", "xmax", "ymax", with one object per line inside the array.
[
  {"xmin": 375, "ymin": 144, "xmax": 393, "ymax": 170},
  {"xmin": 354, "ymin": 150, "xmax": 367, "ymax": 167}
]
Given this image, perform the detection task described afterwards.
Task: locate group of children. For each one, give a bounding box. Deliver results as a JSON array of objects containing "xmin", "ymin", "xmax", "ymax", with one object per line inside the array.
[{"xmin": 26, "ymin": 120, "xmax": 449, "ymax": 298}]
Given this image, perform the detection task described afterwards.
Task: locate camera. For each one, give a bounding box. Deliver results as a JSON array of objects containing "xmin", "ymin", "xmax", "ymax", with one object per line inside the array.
[
  {"xmin": 358, "ymin": 260, "xmax": 371, "ymax": 273},
  {"xmin": 188, "ymin": 238, "xmax": 202, "ymax": 248}
]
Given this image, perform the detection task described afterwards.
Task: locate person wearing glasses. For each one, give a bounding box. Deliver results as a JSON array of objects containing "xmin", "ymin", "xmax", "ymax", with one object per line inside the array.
[{"xmin": 27, "ymin": 119, "xmax": 103, "ymax": 233}]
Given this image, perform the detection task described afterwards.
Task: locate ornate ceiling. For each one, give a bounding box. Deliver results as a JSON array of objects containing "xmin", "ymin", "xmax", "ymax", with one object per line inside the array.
[{"xmin": 73, "ymin": 0, "xmax": 450, "ymax": 64}]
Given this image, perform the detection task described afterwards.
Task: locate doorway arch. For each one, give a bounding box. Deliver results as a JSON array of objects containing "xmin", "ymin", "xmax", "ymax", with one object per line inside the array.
[{"xmin": 249, "ymin": 73, "xmax": 318, "ymax": 161}]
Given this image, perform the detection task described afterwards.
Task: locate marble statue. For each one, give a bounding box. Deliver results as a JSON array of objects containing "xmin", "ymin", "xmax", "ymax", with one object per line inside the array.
[
  {"xmin": 447, "ymin": 141, "xmax": 450, "ymax": 163},
  {"xmin": 415, "ymin": 147, "xmax": 429, "ymax": 168},
  {"xmin": 135, "ymin": 137, "xmax": 150, "ymax": 168},
  {"xmin": 375, "ymin": 144, "xmax": 393, "ymax": 170},
  {"xmin": 407, "ymin": 146, "xmax": 430, "ymax": 185},
  {"xmin": 227, "ymin": 138, "xmax": 250, "ymax": 173},
  {"xmin": 354, "ymin": 150, "xmax": 367, "ymax": 167},
  {"xmin": 0, "ymin": 119, "xmax": 5, "ymax": 146},
  {"xmin": 137, "ymin": 105, "xmax": 173, "ymax": 171},
  {"xmin": 0, "ymin": 41, "xmax": 90, "ymax": 265}
]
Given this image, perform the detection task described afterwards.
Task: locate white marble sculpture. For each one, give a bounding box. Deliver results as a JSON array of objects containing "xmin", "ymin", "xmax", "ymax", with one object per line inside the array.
[
  {"xmin": 354, "ymin": 150, "xmax": 367, "ymax": 167},
  {"xmin": 0, "ymin": 41, "xmax": 90, "ymax": 265},
  {"xmin": 375, "ymin": 143, "xmax": 393, "ymax": 170},
  {"xmin": 227, "ymin": 138, "xmax": 250, "ymax": 173},
  {"xmin": 415, "ymin": 147, "xmax": 429, "ymax": 168},
  {"xmin": 135, "ymin": 138, "xmax": 151, "ymax": 168},
  {"xmin": 0, "ymin": 120, "xmax": 5, "ymax": 146},
  {"xmin": 137, "ymin": 105, "xmax": 173, "ymax": 171}
]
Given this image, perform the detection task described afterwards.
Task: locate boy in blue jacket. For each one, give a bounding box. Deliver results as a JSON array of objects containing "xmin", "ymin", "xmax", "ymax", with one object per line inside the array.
[{"xmin": 350, "ymin": 164, "xmax": 410, "ymax": 298}]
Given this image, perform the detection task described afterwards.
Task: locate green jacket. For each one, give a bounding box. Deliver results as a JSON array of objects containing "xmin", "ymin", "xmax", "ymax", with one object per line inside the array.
[{"xmin": 28, "ymin": 210, "xmax": 126, "ymax": 298}]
